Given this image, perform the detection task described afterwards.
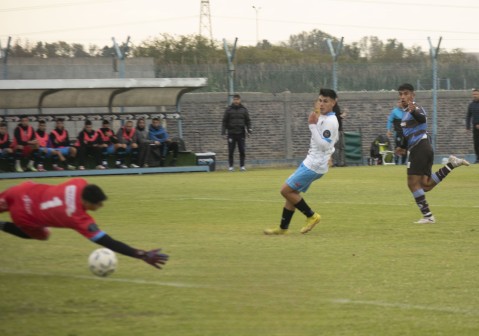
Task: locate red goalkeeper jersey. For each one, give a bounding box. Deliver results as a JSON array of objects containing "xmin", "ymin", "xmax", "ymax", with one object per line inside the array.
[{"xmin": 0, "ymin": 178, "xmax": 105, "ymax": 240}]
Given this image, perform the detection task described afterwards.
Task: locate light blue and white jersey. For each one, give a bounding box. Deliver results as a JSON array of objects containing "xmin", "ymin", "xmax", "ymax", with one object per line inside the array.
[{"xmin": 303, "ymin": 112, "xmax": 339, "ymax": 174}]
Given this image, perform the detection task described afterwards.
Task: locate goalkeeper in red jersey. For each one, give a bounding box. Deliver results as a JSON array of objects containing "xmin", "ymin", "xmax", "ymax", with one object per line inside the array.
[{"xmin": 0, "ymin": 178, "xmax": 168, "ymax": 269}]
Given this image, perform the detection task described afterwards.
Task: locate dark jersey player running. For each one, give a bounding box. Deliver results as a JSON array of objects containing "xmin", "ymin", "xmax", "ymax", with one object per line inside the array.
[
  {"xmin": 395, "ymin": 83, "xmax": 469, "ymax": 224},
  {"xmin": 0, "ymin": 178, "xmax": 168, "ymax": 269}
]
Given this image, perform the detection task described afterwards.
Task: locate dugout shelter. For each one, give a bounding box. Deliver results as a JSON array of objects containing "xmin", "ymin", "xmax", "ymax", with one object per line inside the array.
[{"xmin": 0, "ymin": 78, "xmax": 209, "ymax": 178}]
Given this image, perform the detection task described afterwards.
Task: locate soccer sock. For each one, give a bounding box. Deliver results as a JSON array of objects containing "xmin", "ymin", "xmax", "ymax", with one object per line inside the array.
[
  {"xmin": 131, "ymin": 148, "xmax": 139, "ymax": 164},
  {"xmin": 294, "ymin": 198, "xmax": 315, "ymax": 217},
  {"xmin": 15, "ymin": 149, "xmax": 23, "ymax": 160},
  {"xmin": 431, "ymin": 163, "xmax": 454, "ymax": 184},
  {"xmin": 0, "ymin": 221, "xmax": 32, "ymax": 239},
  {"xmin": 412, "ymin": 189, "xmax": 433, "ymax": 218},
  {"xmin": 280, "ymin": 208, "xmax": 295, "ymax": 229}
]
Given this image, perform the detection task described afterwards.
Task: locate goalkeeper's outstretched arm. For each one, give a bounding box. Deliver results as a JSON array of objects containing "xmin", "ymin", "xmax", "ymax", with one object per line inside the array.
[{"xmin": 94, "ymin": 234, "xmax": 169, "ymax": 269}]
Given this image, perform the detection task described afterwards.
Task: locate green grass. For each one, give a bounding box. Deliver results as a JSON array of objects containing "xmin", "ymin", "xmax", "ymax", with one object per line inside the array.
[{"xmin": 1, "ymin": 165, "xmax": 479, "ymax": 336}]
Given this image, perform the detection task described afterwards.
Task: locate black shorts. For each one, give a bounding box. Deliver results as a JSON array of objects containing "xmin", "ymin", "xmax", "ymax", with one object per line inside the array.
[{"xmin": 407, "ymin": 139, "xmax": 433, "ymax": 176}]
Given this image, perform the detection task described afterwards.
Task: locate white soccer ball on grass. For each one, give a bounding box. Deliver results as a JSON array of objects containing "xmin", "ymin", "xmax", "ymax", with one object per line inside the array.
[{"xmin": 88, "ymin": 248, "xmax": 118, "ymax": 277}]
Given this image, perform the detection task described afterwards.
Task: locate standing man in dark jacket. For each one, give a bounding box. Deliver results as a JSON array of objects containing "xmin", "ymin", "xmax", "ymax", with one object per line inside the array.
[
  {"xmin": 466, "ymin": 89, "xmax": 479, "ymax": 163},
  {"xmin": 222, "ymin": 94, "xmax": 252, "ymax": 171}
]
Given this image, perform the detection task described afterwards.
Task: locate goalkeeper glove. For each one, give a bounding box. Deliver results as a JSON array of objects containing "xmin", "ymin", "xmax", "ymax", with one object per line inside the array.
[{"xmin": 136, "ymin": 249, "xmax": 169, "ymax": 269}]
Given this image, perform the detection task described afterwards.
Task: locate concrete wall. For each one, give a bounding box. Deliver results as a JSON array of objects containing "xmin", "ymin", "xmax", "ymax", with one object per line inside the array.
[{"xmin": 0, "ymin": 57, "xmax": 155, "ymax": 79}]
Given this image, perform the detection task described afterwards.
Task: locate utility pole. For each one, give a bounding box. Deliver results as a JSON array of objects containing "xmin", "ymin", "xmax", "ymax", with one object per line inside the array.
[
  {"xmin": 252, "ymin": 5, "xmax": 261, "ymax": 45},
  {"xmin": 199, "ymin": 0, "xmax": 213, "ymax": 40},
  {"xmin": 223, "ymin": 38, "xmax": 238, "ymax": 105},
  {"xmin": 428, "ymin": 36, "xmax": 442, "ymax": 152},
  {"xmin": 326, "ymin": 37, "xmax": 343, "ymax": 92}
]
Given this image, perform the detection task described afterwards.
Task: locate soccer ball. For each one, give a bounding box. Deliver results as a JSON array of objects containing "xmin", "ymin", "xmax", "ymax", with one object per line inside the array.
[{"xmin": 88, "ymin": 248, "xmax": 118, "ymax": 277}]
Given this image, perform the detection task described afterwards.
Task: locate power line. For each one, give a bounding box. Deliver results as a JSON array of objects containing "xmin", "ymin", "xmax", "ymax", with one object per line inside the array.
[
  {"xmin": 214, "ymin": 15, "xmax": 479, "ymax": 36},
  {"xmin": 334, "ymin": 0, "xmax": 479, "ymax": 9},
  {"xmin": 0, "ymin": 0, "xmax": 125, "ymax": 13}
]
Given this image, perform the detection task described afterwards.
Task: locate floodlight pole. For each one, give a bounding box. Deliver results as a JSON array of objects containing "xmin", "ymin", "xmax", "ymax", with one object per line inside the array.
[
  {"xmin": 327, "ymin": 37, "xmax": 343, "ymax": 92},
  {"xmin": 252, "ymin": 6, "xmax": 261, "ymax": 45},
  {"xmin": 2, "ymin": 36, "xmax": 11, "ymax": 80},
  {"xmin": 2, "ymin": 36, "xmax": 11, "ymax": 116},
  {"xmin": 112, "ymin": 36, "xmax": 131, "ymax": 114},
  {"xmin": 428, "ymin": 36, "xmax": 442, "ymax": 152},
  {"xmin": 223, "ymin": 37, "xmax": 238, "ymax": 105}
]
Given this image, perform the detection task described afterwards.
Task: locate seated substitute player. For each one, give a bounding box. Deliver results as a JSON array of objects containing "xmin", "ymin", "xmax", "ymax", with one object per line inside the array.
[
  {"xmin": 0, "ymin": 122, "xmax": 14, "ymax": 170},
  {"xmin": 35, "ymin": 119, "xmax": 67, "ymax": 172},
  {"xmin": 148, "ymin": 118, "xmax": 179, "ymax": 166},
  {"xmin": 97, "ymin": 119, "xmax": 119, "ymax": 168},
  {"xmin": 264, "ymin": 88, "xmax": 339, "ymax": 235},
  {"xmin": 395, "ymin": 83, "xmax": 469, "ymax": 224},
  {"xmin": 0, "ymin": 178, "xmax": 169, "ymax": 270},
  {"xmin": 12, "ymin": 115, "xmax": 39, "ymax": 172},
  {"xmin": 75, "ymin": 120, "xmax": 104, "ymax": 170},
  {"xmin": 136, "ymin": 118, "xmax": 154, "ymax": 167},
  {"xmin": 49, "ymin": 118, "xmax": 77, "ymax": 170},
  {"xmin": 116, "ymin": 120, "xmax": 140, "ymax": 168}
]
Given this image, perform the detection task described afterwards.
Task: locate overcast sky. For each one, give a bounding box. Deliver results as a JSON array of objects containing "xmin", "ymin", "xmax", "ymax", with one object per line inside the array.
[{"xmin": 1, "ymin": 0, "xmax": 478, "ymax": 53}]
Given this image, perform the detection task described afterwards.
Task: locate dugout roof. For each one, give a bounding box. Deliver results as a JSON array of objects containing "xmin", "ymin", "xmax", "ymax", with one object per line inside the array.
[{"xmin": 0, "ymin": 78, "xmax": 208, "ymax": 111}]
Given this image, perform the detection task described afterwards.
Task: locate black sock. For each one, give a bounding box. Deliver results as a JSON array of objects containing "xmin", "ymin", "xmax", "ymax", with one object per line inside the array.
[
  {"xmin": 280, "ymin": 208, "xmax": 295, "ymax": 229},
  {"xmin": 431, "ymin": 163, "xmax": 454, "ymax": 184},
  {"xmin": 0, "ymin": 221, "xmax": 32, "ymax": 239},
  {"xmin": 294, "ymin": 199, "xmax": 315, "ymax": 217},
  {"xmin": 15, "ymin": 149, "xmax": 23, "ymax": 160},
  {"xmin": 412, "ymin": 189, "xmax": 432, "ymax": 217}
]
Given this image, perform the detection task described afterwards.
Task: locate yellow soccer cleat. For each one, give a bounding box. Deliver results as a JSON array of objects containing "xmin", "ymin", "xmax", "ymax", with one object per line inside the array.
[
  {"xmin": 300, "ymin": 213, "xmax": 321, "ymax": 234},
  {"xmin": 263, "ymin": 227, "xmax": 289, "ymax": 235}
]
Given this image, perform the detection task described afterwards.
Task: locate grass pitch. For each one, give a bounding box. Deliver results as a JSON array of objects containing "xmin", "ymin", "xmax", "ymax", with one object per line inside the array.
[{"xmin": 1, "ymin": 165, "xmax": 478, "ymax": 336}]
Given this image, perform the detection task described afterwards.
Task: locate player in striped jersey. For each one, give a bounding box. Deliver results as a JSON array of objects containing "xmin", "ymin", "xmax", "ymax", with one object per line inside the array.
[{"xmin": 395, "ymin": 83, "xmax": 469, "ymax": 224}]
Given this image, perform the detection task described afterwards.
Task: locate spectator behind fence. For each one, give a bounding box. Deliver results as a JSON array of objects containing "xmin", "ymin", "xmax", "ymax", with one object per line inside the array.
[
  {"xmin": 135, "ymin": 118, "xmax": 153, "ymax": 168},
  {"xmin": 12, "ymin": 115, "xmax": 38, "ymax": 172},
  {"xmin": 35, "ymin": 120, "xmax": 68, "ymax": 172},
  {"xmin": 75, "ymin": 120, "xmax": 104, "ymax": 170},
  {"xmin": 0, "ymin": 122, "xmax": 14, "ymax": 171},
  {"xmin": 466, "ymin": 88, "xmax": 479, "ymax": 164},
  {"xmin": 97, "ymin": 119, "xmax": 119, "ymax": 168},
  {"xmin": 49, "ymin": 118, "xmax": 77, "ymax": 170},
  {"xmin": 116, "ymin": 120, "xmax": 140, "ymax": 168},
  {"xmin": 148, "ymin": 118, "xmax": 179, "ymax": 167}
]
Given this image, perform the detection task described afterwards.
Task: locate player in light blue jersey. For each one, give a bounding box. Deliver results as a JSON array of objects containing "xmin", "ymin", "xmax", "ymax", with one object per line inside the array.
[
  {"xmin": 395, "ymin": 83, "xmax": 469, "ymax": 224},
  {"xmin": 264, "ymin": 88, "xmax": 339, "ymax": 235}
]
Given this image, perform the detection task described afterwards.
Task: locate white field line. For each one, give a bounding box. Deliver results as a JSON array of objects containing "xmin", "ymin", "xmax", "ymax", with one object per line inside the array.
[
  {"xmin": 0, "ymin": 268, "xmax": 208, "ymax": 288},
  {"xmin": 332, "ymin": 298, "xmax": 479, "ymax": 316},
  {"xmin": 175, "ymin": 197, "xmax": 479, "ymax": 208}
]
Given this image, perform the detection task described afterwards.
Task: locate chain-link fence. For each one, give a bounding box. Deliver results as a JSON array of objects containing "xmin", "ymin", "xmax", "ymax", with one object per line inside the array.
[{"xmin": 157, "ymin": 62, "xmax": 479, "ymax": 93}]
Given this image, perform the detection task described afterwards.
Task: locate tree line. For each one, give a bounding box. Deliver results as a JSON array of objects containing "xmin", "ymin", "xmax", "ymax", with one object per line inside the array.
[{"xmin": 5, "ymin": 29, "xmax": 479, "ymax": 92}]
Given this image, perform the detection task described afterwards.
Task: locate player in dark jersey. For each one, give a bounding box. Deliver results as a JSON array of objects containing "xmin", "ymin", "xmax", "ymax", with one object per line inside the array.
[
  {"xmin": 0, "ymin": 178, "xmax": 168, "ymax": 269},
  {"xmin": 0, "ymin": 122, "xmax": 14, "ymax": 170},
  {"xmin": 395, "ymin": 83, "xmax": 469, "ymax": 224},
  {"xmin": 75, "ymin": 120, "xmax": 104, "ymax": 170},
  {"xmin": 49, "ymin": 118, "xmax": 77, "ymax": 170},
  {"xmin": 12, "ymin": 115, "xmax": 39, "ymax": 172},
  {"xmin": 97, "ymin": 119, "xmax": 119, "ymax": 168}
]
